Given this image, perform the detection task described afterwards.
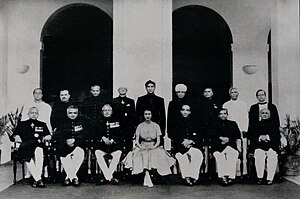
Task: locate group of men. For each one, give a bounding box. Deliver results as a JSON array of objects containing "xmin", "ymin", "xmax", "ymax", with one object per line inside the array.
[{"xmin": 13, "ymin": 80, "xmax": 281, "ymax": 188}]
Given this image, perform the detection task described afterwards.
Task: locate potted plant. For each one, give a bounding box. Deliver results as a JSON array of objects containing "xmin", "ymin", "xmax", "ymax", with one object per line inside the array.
[
  {"xmin": 280, "ymin": 115, "xmax": 300, "ymax": 176},
  {"xmin": 0, "ymin": 107, "xmax": 23, "ymax": 139}
]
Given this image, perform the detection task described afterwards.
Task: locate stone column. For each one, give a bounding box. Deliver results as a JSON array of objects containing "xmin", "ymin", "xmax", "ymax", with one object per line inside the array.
[
  {"xmin": 271, "ymin": 0, "xmax": 300, "ymax": 121},
  {"xmin": 0, "ymin": 2, "xmax": 8, "ymax": 115},
  {"xmin": 113, "ymin": 0, "xmax": 172, "ymax": 104}
]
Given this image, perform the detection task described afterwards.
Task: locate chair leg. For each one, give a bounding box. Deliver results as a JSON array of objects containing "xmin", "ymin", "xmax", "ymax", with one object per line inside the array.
[
  {"xmin": 22, "ymin": 162, "xmax": 25, "ymax": 180},
  {"xmin": 13, "ymin": 154, "xmax": 17, "ymax": 185}
]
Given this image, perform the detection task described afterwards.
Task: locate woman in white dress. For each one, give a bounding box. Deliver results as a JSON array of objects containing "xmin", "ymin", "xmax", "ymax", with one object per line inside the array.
[{"xmin": 123, "ymin": 110, "xmax": 175, "ymax": 187}]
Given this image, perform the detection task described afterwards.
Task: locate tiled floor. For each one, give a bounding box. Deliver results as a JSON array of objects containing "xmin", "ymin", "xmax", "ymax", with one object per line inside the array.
[
  {"xmin": 284, "ymin": 176, "xmax": 300, "ymax": 185},
  {"xmin": 0, "ymin": 162, "xmax": 299, "ymax": 199}
]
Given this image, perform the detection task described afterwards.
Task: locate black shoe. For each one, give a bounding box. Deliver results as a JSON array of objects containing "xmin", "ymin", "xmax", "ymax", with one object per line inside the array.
[
  {"xmin": 72, "ymin": 178, "xmax": 80, "ymax": 187},
  {"xmin": 185, "ymin": 177, "xmax": 193, "ymax": 186},
  {"xmin": 43, "ymin": 177, "xmax": 52, "ymax": 183},
  {"xmin": 63, "ymin": 178, "xmax": 71, "ymax": 186},
  {"xmin": 95, "ymin": 175, "xmax": 106, "ymax": 186},
  {"xmin": 227, "ymin": 178, "xmax": 234, "ymax": 185},
  {"xmin": 32, "ymin": 180, "xmax": 45, "ymax": 188},
  {"xmin": 257, "ymin": 178, "xmax": 263, "ymax": 185},
  {"xmin": 110, "ymin": 178, "xmax": 119, "ymax": 185},
  {"xmin": 219, "ymin": 177, "xmax": 228, "ymax": 186},
  {"xmin": 96, "ymin": 178, "xmax": 106, "ymax": 186},
  {"xmin": 266, "ymin": 180, "xmax": 273, "ymax": 185}
]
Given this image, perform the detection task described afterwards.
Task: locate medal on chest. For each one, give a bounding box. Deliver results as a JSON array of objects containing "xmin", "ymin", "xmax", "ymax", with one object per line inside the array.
[{"xmin": 74, "ymin": 125, "xmax": 83, "ymax": 132}]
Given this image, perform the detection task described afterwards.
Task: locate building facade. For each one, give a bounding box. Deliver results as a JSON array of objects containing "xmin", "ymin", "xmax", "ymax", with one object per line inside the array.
[{"xmin": 0, "ymin": 0, "xmax": 299, "ymax": 124}]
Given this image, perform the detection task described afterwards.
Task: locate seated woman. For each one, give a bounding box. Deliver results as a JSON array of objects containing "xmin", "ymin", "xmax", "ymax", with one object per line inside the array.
[
  {"xmin": 252, "ymin": 108, "xmax": 280, "ymax": 185},
  {"xmin": 123, "ymin": 110, "xmax": 175, "ymax": 187}
]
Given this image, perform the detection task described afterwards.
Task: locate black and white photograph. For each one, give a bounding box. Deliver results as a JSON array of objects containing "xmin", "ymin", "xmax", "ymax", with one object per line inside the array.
[{"xmin": 0, "ymin": 0, "xmax": 299, "ymax": 198}]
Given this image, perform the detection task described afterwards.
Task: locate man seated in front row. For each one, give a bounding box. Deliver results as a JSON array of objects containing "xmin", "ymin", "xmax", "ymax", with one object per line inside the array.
[
  {"xmin": 14, "ymin": 107, "xmax": 51, "ymax": 188},
  {"xmin": 170, "ymin": 104, "xmax": 204, "ymax": 186},
  {"xmin": 94, "ymin": 104, "xmax": 122, "ymax": 185},
  {"xmin": 54, "ymin": 105, "xmax": 85, "ymax": 187},
  {"xmin": 212, "ymin": 108, "xmax": 241, "ymax": 186}
]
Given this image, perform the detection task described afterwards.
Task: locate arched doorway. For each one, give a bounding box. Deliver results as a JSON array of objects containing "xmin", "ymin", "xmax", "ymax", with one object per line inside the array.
[
  {"xmin": 173, "ymin": 5, "xmax": 233, "ymax": 104},
  {"xmin": 41, "ymin": 3, "xmax": 112, "ymax": 103}
]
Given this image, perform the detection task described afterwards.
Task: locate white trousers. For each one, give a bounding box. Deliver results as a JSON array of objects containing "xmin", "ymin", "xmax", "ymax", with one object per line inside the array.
[
  {"xmin": 60, "ymin": 147, "xmax": 84, "ymax": 180},
  {"xmin": 95, "ymin": 150, "xmax": 122, "ymax": 181},
  {"xmin": 213, "ymin": 146, "xmax": 239, "ymax": 179},
  {"xmin": 25, "ymin": 147, "xmax": 44, "ymax": 181},
  {"xmin": 175, "ymin": 147, "xmax": 203, "ymax": 180},
  {"xmin": 254, "ymin": 148, "xmax": 278, "ymax": 181}
]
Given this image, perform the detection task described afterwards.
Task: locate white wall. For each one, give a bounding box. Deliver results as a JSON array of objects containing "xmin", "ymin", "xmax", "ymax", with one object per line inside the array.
[
  {"xmin": 0, "ymin": 1, "xmax": 8, "ymax": 116},
  {"xmin": 1, "ymin": 0, "xmax": 299, "ymax": 124},
  {"xmin": 113, "ymin": 0, "xmax": 172, "ymax": 104},
  {"xmin": 3, "ymin": 0, "xmax": 112, "ymax": 113},
  {"xmin": 272, "ymin": 0, "xmax": 300, "ymax": 121},
  {"xmin": 173, "ymin": 0, "xmax": 272, "ymax": 108}
]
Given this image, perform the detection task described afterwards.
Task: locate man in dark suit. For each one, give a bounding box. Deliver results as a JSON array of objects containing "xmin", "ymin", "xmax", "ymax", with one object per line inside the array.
[
  {"xmin": 198, "ymin": 88, "xmax": 220, "ymax": 140},
  {"xmin": 81, "ymin": 84, "xmax": 110, "ymax": 139},
  {"xmin": 167, "ymin": 84, "xmax": 190, "ymax": 136},
  {"xmin": 170, "ymin": 104, "xmax": 204, "ymax": 186},
  {"xmin": 112, "ymin": 87, "xmax": 135, "ymax": 154},
  {"xmin": 14, "ymin": 107, "xmax": 51, "ymax": 188},
  {"xmin": 248, "ymin": 89, "xmax": 280, "ymax": 141},
  {"xmin": 136, "ymin": 80, "xmax": 166, "ymax": 135},
  {"xmin": 251, "ymin": 108, "xmax": 280, "ymax": 185},
  {"xmin": 212, "ymin": 108, "xmax": 241, "ymax": 186},
  {"xmin": 50, "ymin": 89, "xmax": 72, "ymax": 130}
]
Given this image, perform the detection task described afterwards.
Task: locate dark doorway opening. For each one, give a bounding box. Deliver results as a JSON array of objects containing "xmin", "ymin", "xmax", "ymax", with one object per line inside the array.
[
  {"xmin": 173, "ymin": 5, "xmax": 233, "ymax": 104},
  {"xmin": 41, "ymin": 3, "xmax": 112, "ymax": 104}
]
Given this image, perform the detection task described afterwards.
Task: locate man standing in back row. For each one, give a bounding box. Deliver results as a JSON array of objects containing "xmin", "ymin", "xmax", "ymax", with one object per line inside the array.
[{"xmin": 136, "ymin": 80, "xmax": 166, "ymax": 135}]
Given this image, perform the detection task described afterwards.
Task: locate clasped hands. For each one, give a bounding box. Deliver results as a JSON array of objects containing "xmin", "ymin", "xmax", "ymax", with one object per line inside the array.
[
  {"xmin": 66, "ymin": 138, "xmax": 75, "ymax": 147},
  {"xmin": 101, "ymin": 136, "xmax": 115, "ymax": 145},
  {"xmin": 182, "ymin": 139, "xmax": 194, "ymax": 148},
  {"xmin": 259, "ymin": 135, "xmax": 270, "ymax": 142},
  {"xmin": 14, "ymin": 135, "xmax": 52, "ymax": 145},
  {"xmin": 220, "ymin": 136, "xmax": 229, "ymax": 145}
]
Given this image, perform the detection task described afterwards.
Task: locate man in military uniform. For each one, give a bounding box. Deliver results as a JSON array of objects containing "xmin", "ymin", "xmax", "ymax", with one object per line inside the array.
[
  {"xmin": 54, "ymin": 105, "xmax": 85, "ymax": 187},
  {"xmin": 112, "ymin": 87, "xmax": 135, "ymax": 154},
  {"xmin": 136, "ymin": 80, "xmax": 166, "ymax": 135},
  {"xmin": 94, "ymin": 104, "xmax": 122, "ymax": 185},
  {"xmin": 14, "ymin": 107, "xmax": 51, "ymax": 188},
  {"xmin": 22, "ymin": 88, "xmax": 53, "ymax": 180}
]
